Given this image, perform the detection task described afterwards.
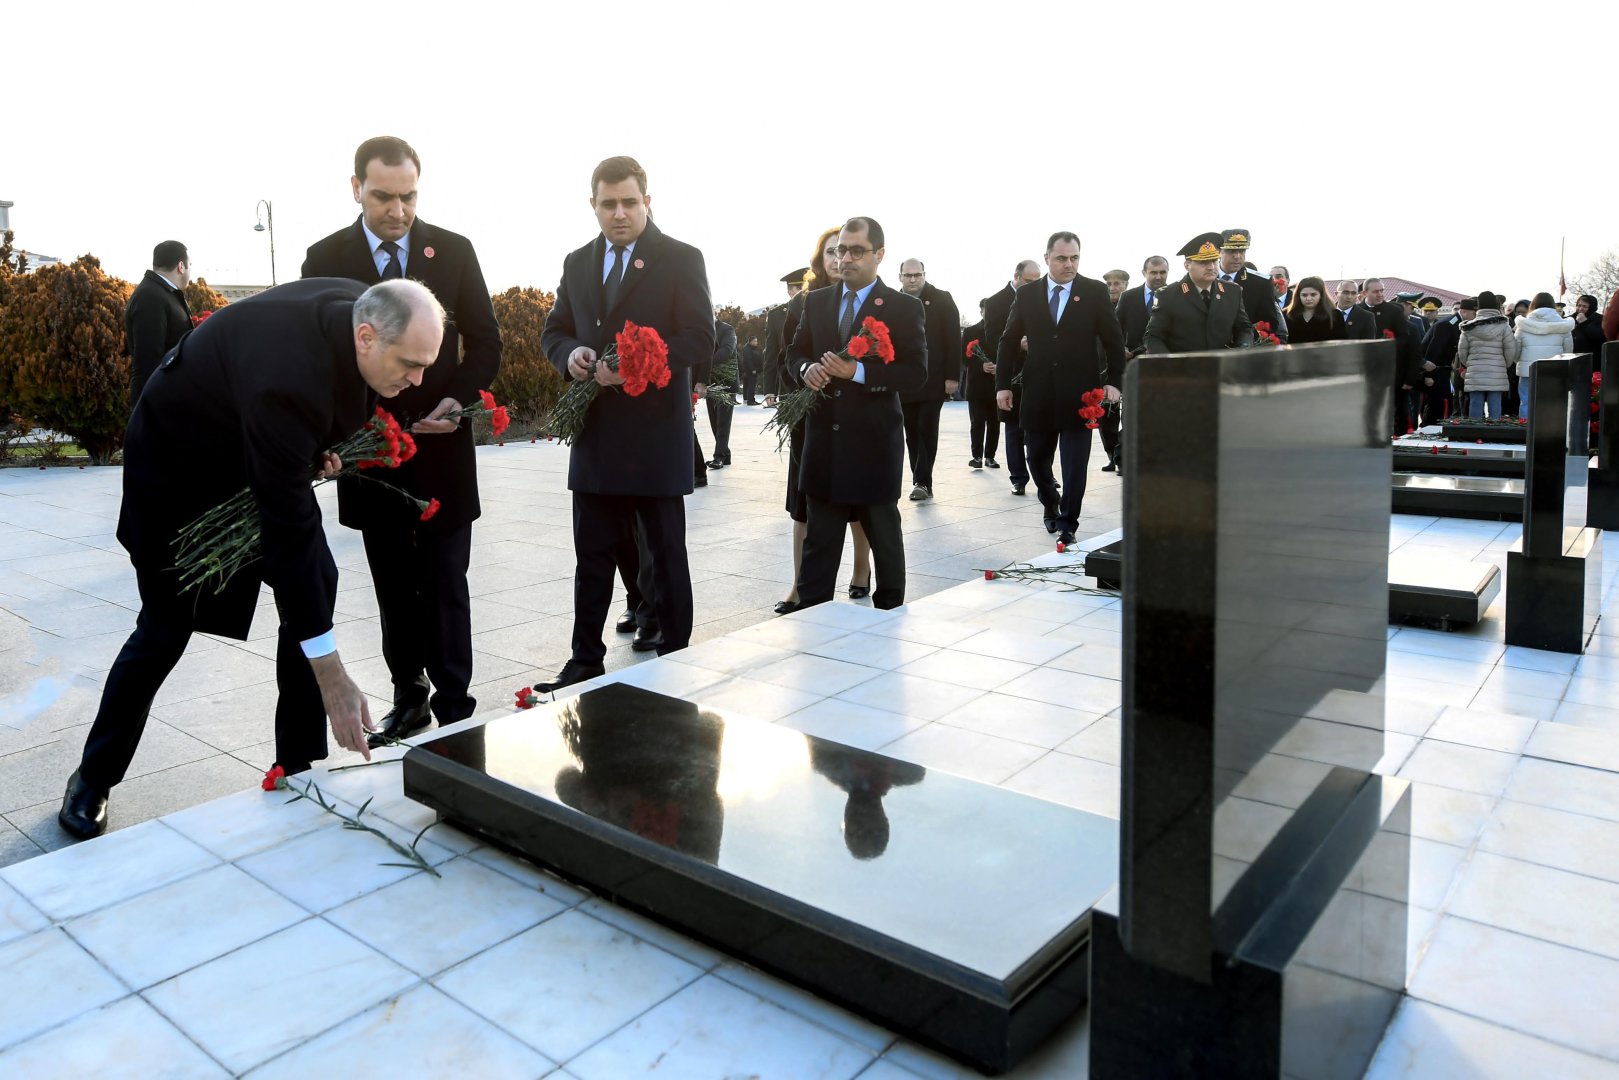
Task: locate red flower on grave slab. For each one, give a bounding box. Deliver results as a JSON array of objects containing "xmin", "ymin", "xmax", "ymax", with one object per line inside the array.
[
  {"xmin": 984, "ymin": 569, "xmax": 996, "ymax": 580},
  {"xmin": 1056, "ymin": 541, "xmax": 1067, "ymax": 553},
  {"xmin": 262, "ymin": 765, "xmax": 286, "ymax": 791}
]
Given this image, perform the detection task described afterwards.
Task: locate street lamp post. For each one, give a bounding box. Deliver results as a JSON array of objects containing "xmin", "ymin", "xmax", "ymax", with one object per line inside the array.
[{"xmin": 254, "ymin": 199, "xmax": 277, "ymax": 285}]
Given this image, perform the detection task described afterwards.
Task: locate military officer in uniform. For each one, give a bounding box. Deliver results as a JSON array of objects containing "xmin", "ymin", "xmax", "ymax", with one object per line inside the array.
[
  {"xmin": 1218, "ymin": 229, "xmax": 1285, "ymax": 343},
  {"xmin": 1144, "ymin": 233, "xmax": 1255, "ymax": 354}
]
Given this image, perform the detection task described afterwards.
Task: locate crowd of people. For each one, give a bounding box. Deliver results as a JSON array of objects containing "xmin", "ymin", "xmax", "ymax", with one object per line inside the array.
[{"xmin": 64, "ymin": 143, "xmax": 1617, "ymax": 842}]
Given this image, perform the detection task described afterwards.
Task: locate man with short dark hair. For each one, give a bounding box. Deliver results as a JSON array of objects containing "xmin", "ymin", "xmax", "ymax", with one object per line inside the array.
[
  {"xmin": 1335, "ymin": 279, "xmax": 1380, "ymax": 340},
  {"xmin": 996, "ymin": 231, "xmax": 1125, "ymax": 544},
  {"xmin": 1270, "ymin": 264, "xmax": 1291, "ymax": 309},
  {"xmin": 302, "ymin": 135, "xmax": 503, "ymax": 745},
  {"xmin": 982, "ymin": 259, "xmax": 1043, "ymax": 493},
  {"xmin": 740, "ymin": 335, "xmax": 764, "ymax": 405},
  {"xmin": 59, "ymin": 278, "xmax": 446, "ymax": 840},
  {"xmin": 1360, "ymin": 277, "xmax": 1424, "ymax": 434},
  {"xmin": 125, "ymin": 240, "xmax": 194, "ymax": 406},
  {"xmin": 535, "ymin": 156, "xmax": 713, "ymax": 691},
  {"xmin": 1422, "ymin": 296, "xmax": 1473, "ymax": 421},
  {"xmin": 791, "ymin": 217, "xmax": 927, "ymax": 609},
  {"xmin": 1218, "ymin": 229, "xmax": 1285, "ymax": 342},
  {"xmin": 762, "ymin": 268, "xmax": 807, "ymax": 408},
  {"xmin": 897, "ymin": 258, "xmax": 960, "ymax": 501},
  {"xmin": 1102, "ymin": 256, "xmax": 1169, "ymax": 473}
]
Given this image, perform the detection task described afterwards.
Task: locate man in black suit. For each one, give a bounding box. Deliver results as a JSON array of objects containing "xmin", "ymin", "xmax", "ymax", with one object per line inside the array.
[
  {"xmin": 125, "ymin": 239, "xmax": 194, "ymax": 407},
  {"xmin": 1359, "ymin": 277, "xmax": 1425, "ymax": 435},
  {"xmin": 984, "ymin": 259, "xmax": 1043, "ymax": 494},
  {"xmin": 1335, "ymin": 279, "xmax": 1380, "ymax": 340},
  {"xmin": 1104, "ymin": 255, "xmax": 1170, "ymax": 473},
  {"xmin": 962, "ymin": 316, "xmax": 999, "ymax": 468},
  {"xmin": 791, "ymin": 217, "xmax": 926, "ymax": 610},
  {"xmin": 302, "ymin": 136, "xmax": 503, "ymax": 747},
  {"xmin": 699, "ymin": 318, "xmax": 738, "ymax": 471},
  {"xmin": 897, "ymin": 258, "xmax": 960, "ymax": 502},
  {"xmin": 761, "ymin": 268, "xmax": 807, "ymax": 408},
  {"xmin": 1218, "ymin": 229, "xmax": 1286, "ymax": 343},
  {"xmin": 536, "ymin": 156, "xmax": 714, "ymax": 691},
  {"xmin": 1144, "ymin": 233, "xmax": 1255, "ymax": 354},
  {"xmin": 995, "ymin": 232, "xmax": 1125, "ymax": 545},
  {"xmin": 59, "ymin": 279, "xmax": 446, "ymax": 839},
  {"xmin": 740, "ymin": 336, "xmax": 764, "ymax": 405}
]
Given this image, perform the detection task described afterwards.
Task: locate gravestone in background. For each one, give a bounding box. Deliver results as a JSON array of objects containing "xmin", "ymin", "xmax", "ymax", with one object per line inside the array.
[{"xmin": 1089, "ymin": 342, "xmax": 1412, "ymax": 1080}]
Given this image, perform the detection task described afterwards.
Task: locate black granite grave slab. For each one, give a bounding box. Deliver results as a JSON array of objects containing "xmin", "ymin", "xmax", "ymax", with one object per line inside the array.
[
  {"xmin": 1085, "ymin": 538, "xmax": 1500, "ymax": 628},
  {"xmin": 1090, "ymin": 341, "xmax": 1410, "ymax": 1078},
  {"xmin": 1589, "ymin": 343, "xmax": 1618, "ymax": 530},
  {"xmin": 403, "ymin": 683, "xmax": 1119, "ymax": 1075},
  {"xmin": 1392, "ymin": 445, "xmax": 1524, "ymax": 478},
  {"xmin": 1391, "ymin": 472, "xmax": 1523, "ymax": 520},
  {"xmin": 1436, "ymin": 418, "xmax": 1528, "ymax": 443}
]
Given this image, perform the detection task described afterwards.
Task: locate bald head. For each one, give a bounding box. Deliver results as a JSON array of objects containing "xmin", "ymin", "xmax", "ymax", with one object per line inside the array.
[
  {"xmin": 353, "ymin": 279, "xmax": 446, "ymax": 397},
  {"xmin": 353, "ymin": 278, "xmax": 445, "ymax": 344},
  {"xmin": 899, "ymin": 258, "xmax": 926, "ymax": 295}
]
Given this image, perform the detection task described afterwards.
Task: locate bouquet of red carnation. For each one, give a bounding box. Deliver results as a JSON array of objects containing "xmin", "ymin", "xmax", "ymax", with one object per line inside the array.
[
  {"xmin": 1078, "ymin": 388, "xmax": 1108, "ymax": 429},
  {"xmin": 173, "ymin": 406, "xmax": 438, "ymax": 596},
  {"xmin": 189, "ymin": 311, "xmax": 214, "ymax": 328},
  {"xmin": 764, "ymin": 316, "xmax": 894, "ymax": 451},
  {"xmin": 545, "ymin": 321, "xmax": 671, "ymax": 445},
  {"xmin": 430, "ymin": 388, "xmax": 511, "ymax": 440},
  {"xmin": 1592, "ymin": 370, "xmax": 1603, "ymax": 442},
  {"xmin": 1254, "ymin": 320, "xmax": 1283, "ymax": 346}
]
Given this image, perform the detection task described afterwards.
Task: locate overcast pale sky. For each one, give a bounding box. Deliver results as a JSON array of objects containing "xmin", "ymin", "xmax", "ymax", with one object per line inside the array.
[{"xmin": 8, "ymin": 1, "xmax": 1616, "ymax": 314}]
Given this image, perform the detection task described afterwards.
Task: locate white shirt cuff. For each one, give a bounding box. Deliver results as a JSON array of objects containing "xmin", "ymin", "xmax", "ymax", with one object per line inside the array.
[
  {"xmin": 851, "ymin": 362, "xmax": 867, "ymax": 385},
  {"xmin": 299, "ymin": 630, "xmax": 337, "ymax": 659}
]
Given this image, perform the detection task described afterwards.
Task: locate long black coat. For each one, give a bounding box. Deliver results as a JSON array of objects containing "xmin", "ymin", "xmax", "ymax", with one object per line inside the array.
[
  {"xmin": 1284, "ymin": 308, "xmax": 1347, "ymax": 344},
  {"xmin": 962, "ymin": 319, "xmax": 994, "ymax": 404},
  {"xmin": 1341, "ymin": 305, "xmax": 1380, "ymax": 341},
  {"xmin": 1364, "ymin": 301, "xmax": 1424, "ymax": 386},
  {"xmin": 1227, "ymin": 267, "xmax": 1286, "ymax": 342},
  {"xmin": 899, "ymin": 282, "xmax": 960, "ymax": 404},
  {"xmin": 982, "ymin": 283, "xmax": 1022, "ymax": 425},
  {"xmin": 789, "ymin": 278, "xmax": 927, "ymax": 504},
  {"xmin": 761, "ymin": 303, "xmax": 789, "ymax": 397},
  {"xmin": 1144, "ymin": 277, "xmax": 1255, "ymax": 354},
  {"xmin": 125, "ymin": 270, "xmax": 193, "ymax": 405},
  {"xmin": 301, "ymin": 217, "xmax": 502, "ymax": 531},
  {"xmin": 995, "ymin": 274, "xmax": 1126, "ymax": 433},
  {"xmin": 542, "ymin": 220, "xmax": 714, "ymax": 497},
  {"xmin": 1115, "ymin": 284, "xmax": 1156, "ymax": 356},
  {"xmin": 119, "ymin": 279, "xmax": 373, "ymax": 640}
]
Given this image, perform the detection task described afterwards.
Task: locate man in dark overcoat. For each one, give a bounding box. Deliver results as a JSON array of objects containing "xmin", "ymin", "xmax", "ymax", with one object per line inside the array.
[
  {"xmin": 125, "ymin": 239, "xmax": 194, "ymax": 406},
  {"xmin": 984, "ymin": 259, "xmax": 1043, "ymax": 494}
]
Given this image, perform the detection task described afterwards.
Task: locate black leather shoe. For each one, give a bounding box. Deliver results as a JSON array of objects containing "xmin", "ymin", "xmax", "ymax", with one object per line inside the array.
[
  {"xmin": 985, "ymin": 458, "xmax": 1001, "ymax": 469},
  {"xmin": 694, "ymin": 474, "xmax": 708, "ymax": 487},
  {"xmin": 58, "ymin": 770, "xmax": 108, "ymax": 840},
  {"xmin": 367, "ymin": 701, "xmax": 433, "ymax": 748},
  {"xmin": 614, "ymin": 607, "xmax": 637, "ymax": 634},
  {"xmin": 706, "ymin": 458, "xmax": 727, "ymax": 470},
  {"xmin": 536, "ymin": 659, "xmax": 607, "ymax": 693},
  {"xmin": 773, "ymin": 599, "xmax": 801, "ymax": 616},
  {"xmin": 969, "ymin": 458, "xmax": 982, "ymax": 469},
  {"xmin": 848, "ymin": 579, "xmax": 871, "ymax": 600},
  {"xmin": 1043, "ymin": 504, "xmax": 1060, "ymax": 534},
  {"xmin": 1012, "ymin": 482, "xmax": 1026, "ymax": 496},
  {"xmin": 1101, "ymin": 461, "xmax": 1116, "ymax": 473},
  {"xmin": 1058, "ymin": 530, "xmax": 1077, "ymax": 546},
  {"xmin": 632, "ymin": 625, "xmax": 665, "ymax": 652}
]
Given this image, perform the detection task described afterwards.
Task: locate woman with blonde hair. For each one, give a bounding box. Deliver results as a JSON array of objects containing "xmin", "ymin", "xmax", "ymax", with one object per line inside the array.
[{"xmin": 772, "ymin": 225, "xmax": 872, "ymax": 614}]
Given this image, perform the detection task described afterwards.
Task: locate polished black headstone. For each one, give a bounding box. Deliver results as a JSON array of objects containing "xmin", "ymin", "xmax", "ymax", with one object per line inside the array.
[
  {"xmin": 403, "ymin": 683, "xmax": 1119, "ymax": 1074},
  {"xmin": 1588, "ymin": 342, "xmax": 1618, "ymax": 530},
  {"xmin": 1090, "ymin": 342, "xmax": 1411, "ymax": 1079},
  {"xmin": 1392, "ymin": 443, "xmax": 1524, "ymax": 478},
  {"xmin": 1505, "ymin": 354, "xmax": 1603, "ymax": 653},
  {"xmin": 1390, "ymin": 472, "xmax": 1523, "ymax": 521},
  {"xmin": 1437, "ymin": 417, "xmax": 1528, "ymax": 443}
]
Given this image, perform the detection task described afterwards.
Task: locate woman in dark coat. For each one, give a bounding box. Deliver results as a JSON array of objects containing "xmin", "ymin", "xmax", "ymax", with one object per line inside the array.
[
  {"xmin": 1572, "ymin": 293, "xmax": 1608, "ymax": 363},
  {"xmin": 1282, "ymin": 276, "xmax": 1345, "ymax": 344}
]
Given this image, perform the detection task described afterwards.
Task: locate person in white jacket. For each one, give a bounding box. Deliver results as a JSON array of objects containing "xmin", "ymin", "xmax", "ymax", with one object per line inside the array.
[{"xmin": 1515, "ymin": 290, "xmax": 1576, "ymax": 419}]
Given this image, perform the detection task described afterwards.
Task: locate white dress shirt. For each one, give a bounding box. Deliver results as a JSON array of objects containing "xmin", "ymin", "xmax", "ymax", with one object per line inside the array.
[{"xmin": 602, "ymin": 238, "xmax": 638, "ymax": 282}]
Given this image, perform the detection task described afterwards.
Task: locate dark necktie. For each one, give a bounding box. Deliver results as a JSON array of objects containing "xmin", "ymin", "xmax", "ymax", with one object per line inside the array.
[
  {"xmin": 839, "ymin": 289, "xmax": 858, "ymax": 341},
  {"xmin": 379, "ymin": 241, "xmax": 403, "ymax": 280},
  {"xmin": 603, "ymin": 244, "xmax": 627, "ymax": 310},
  {"xmin": 1200, "ymin": 289, "xmax": 1211, "ymax": 308},
  {"xmin": 1050, "ymin": 284, "xmax": 1064, "ymax": 323}
]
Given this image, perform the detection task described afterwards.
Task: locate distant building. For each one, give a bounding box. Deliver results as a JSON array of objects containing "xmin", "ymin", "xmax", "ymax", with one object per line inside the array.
[
  {"xmin": 211, "ymin": 283, "xmax": 271, "ymax": 301},
  {"xmin": 1326, "ymin": 276, "xmax": 1470, "ymax": 314}
]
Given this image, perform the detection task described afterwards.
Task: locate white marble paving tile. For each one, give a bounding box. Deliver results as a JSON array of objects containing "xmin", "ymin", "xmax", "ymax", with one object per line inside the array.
[
  {"xmin": 144, "ymin": 918, "xmax": 416, "ymax": 1074},
  {"xmin": 434, "ymin": 908, "xmax": 703, "ymax": 1062},
  {"xmin": 1001, "ymin": 751, "xmax": 1121, "ymax": 819},
  {"xmin": 1500, "ymin": 644, "xmax": 1581, "ymax": 674},
  {"xmin": 236, "ymin": 814, "xmax": 455, "ymax": 913},
  {"xmin": 1523, "ymin": 722, "xmax": 1619, "ymax": 773},
  {"xmin": 863, "ymin": 613, "xmax": 987, "ymax": 649},
  {"xmin": 877, "ymin": 723, "xmax": 1047, "ymax": 784},
  {"xmin": 1387, "ymin": 629, "xmax": 1506, "ymax": 664},
  {"xmin": 1505, "ymin": 758, "xmax": 1619, "ymax": 822},
  {"xmin": 65, "ymin": 864, "xmax": 305, "ymax": 989},
  {"xmin": 1407, "ymin": 784, "xmax": 1496, "ymax": 847},
  {"xmin": 749, "ymin": 652, "xmax": 885, "ymax": 696},
  {"xmin": 1482, "ymin": 800, "xmax": 1619, "ymax": 884},
  {"xmin": 0, "ymin": 995, "xmax": 226, "ymax": 1079},
  {"xmin": 1408, "ymin": 837, "xmax": 1472, "ymax": 912},
  {"xmin": 245, "ymin": 983, "xmax": 553, "ymax": 1078},
  {"xmin": 462, "ymin": 846, "xmax": 591, "ymax": 906},
  {"xmin": 1054, "ymin": 714, "xmax": 1121, "ymax": 764},
  {"xmin": 1574, "ymin": 653, "xmax": 1619, "ymax": 682},
  {"xmin": 0, "ymin": 927, "xmax": 128, "ymax": 1049},
  {"xmin": 0, "ymin": 877, "xmax": 47, "ymax": 947},
  {"xmin": 939, "ymin": 694, "xmax": 1104, "ymax": 751},
  {"xmin": 576, "ymin": 896, "xmax": 728, "ymax": 970},
  {"xmin": 1425, "ymin": 705, "xmax": 1538, "ymax": 755},
  {"xmin": 895, "ymin": 648, "xmax": 1033, "ymax": 692},
  {"xmin": 326, "ymin": 854, "xmax": 568, "ymax": 977},
  {"xmin": 1410, "ymin": 917, "xmax": 1619, "ymax": 1062},
  {"xmin": 804, "ymin": 630, "xmax": 941, "ymax": 671},
  {"xmin": 789, "ymin": 602, "xmax": 901, "ymax": 631},
  {"xmin": 1449, "ymin": 851, "xmax": 1619, "ymax": 961},
  {"xmin": 696, "ymin": 676, "xmax": 828, "ymax": 722},
  {"xmin": 1480, "ymin": 664, "xmax": 1572, "ymax": 701},
  {"xmin": 1385, "ymin": 650, "xmax": 1495, "ymax": 688},
  {"xmin": 730, "ymin": 617, "xmax": 848, "ymax": 652},
  {"xmin": 835, "ymin": 671, "xmax": 986, "ymax": 722},
  {"xmin": 1465, "ymin": 688, "xmax": 1560, "ymax": 723},
  {"xmin": 777, "ymin": 698, "xmax": 929, "ymax": 752},
  {"xmin": 1044, "ymin": 642, "xmax": 1122, "ymax": 681},
  {"xmin": 1042, "ymin": 621, "xmax": 1123, "ymax": 648},
  {"xmin": 714, "ymin": 961, "xmax": 895, "ymax": 1053},
  {"xmin": 665, "ymin": 636, "xmax": 793, "ymax": 676},
  {"xmin": 597, "ymin": 656, "xmax": 729, "ymax": 700},
  {"xmin": 0, "ymin": 819, "xmax": 219, "ymax": 920},
  {"xmin": 1396, "ymin": 741, "xmax": 1519, "ymax": 797},
  {"xmin": 997, "ymin": 666, "xmax": 1122, "ymax": 713},
  {"xmin": 567, "ymin": 973, "xmax": 875, "ymax": 1080},
  {"xmin": 1366, "ymin": 998, "xmax": 1619, "ymax": 1080},
  {"xmin": 1554, "ymin": 695, "xmax": 1619, "ymax": 729},
  {"xmin": 161, "ymin": 785, "xmax": 348, "ymax": 862}
]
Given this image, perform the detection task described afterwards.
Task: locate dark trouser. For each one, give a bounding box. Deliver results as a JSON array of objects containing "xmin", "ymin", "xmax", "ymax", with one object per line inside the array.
[
  {"xmin": 1421, "ymin": 368, "xmax": 1454, "ymax": 422},
  {"xmin": 969, "ymin": 398, "xmax": 1001, "ymax": 461},
  {"xmin": 742, "ymin": 372, "xmax": 759, "ymax": 404},
  {"xmin": 79, "ymin": 566, "xmax": 329, "ymax": 790},
  {"xmin": 1099, "ymin": 402, "xmax": 1121, "ymax": 464},
  {"xmin": 706, "ymin": 397, "xmax": 733, "ymax": 462},
  {"xmin": 1024, "ymin": 426, "xmax": 1092, "ymax": 533},
  {"xmin": 693, "ymin": 430, "xmax": 707, "ymax": 478},
  {"xmin": 572, "ymin": 493, "xmax": 691, "ymax": 662},
  {"xmin": 360, "ymin": 521, "xmax": 475, "ymax": 724},
  {"xmin": 901, "ymin": 400, "xmax": 943, "ymax": 490},
  {"xmin": 798, "ymin": 496, "xmax": 905, "ymax": 610},
  {"xmin": 1002, "ymin": 419, "xmax": 1029, "ymax": 485},
  {"xmin": 1394, "ymin": 385, "xmax": 1422, "ymax": 436}
]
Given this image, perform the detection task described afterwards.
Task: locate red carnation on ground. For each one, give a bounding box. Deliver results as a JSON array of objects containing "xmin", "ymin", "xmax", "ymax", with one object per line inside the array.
[
  {"xmin": 419, "ymin": 497, "xmax": 441, "ymax": 522},
  {"xmin": 515, "ymin": 686, "xmax": 540, "ymax": 710},
  {"xmin": 261, "ymin": 765, "xmax": 286, "ymax": 791},
  {"xmin": 984, "ymin": 569, "xmax": 996, "ymax": 580}
]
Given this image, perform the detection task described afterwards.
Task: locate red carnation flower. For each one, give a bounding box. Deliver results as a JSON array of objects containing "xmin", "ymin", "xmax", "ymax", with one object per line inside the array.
[
  {"xmin": 419, "ymin": 498, "xmax": 441, "ymax": 522},
  {"xmin": 965, "ymin": 339, "xmax": 980, "ymax": 358},
  {"xmin": 984, "ymin": 569, "xmax": 996, "ymax": 580},
  {"xmin": 261, "ymin": 765, "xmax": 286, "ymax": 791},
  {"xmin": 491, "ymin": 406, "xmax": 510, "ymax": 437},
  {"xmin": 1255, "ymin": 321, "xmax": 1272, "ymax": 333},
  {"xmin": 515, "ymin": 686, "xmax": 538, "ymax": 710},
  {"xmin": 1382, "ymin": 329, "xmax": 1396, "ymax": 339},
  {"xmin": 615, "ymin": 321, "xmax": 672, "ymax": 397},
  {"xmin": 397, "ymin": 431, "xmax": 418, "ymax": 464},
  {"xmin": 846, "ymin": 335, "xmax": 871, "ymax": 359},
  {"xmin": 862, "ymin": 316, "xmax": 896, "ymax": 363},
  {"xmin": 479, "ymin": 388, "xmax": 497, "ymax": 412}
]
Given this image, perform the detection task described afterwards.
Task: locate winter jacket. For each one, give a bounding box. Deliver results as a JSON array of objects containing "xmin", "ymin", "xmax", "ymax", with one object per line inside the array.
[
  {"xmin": 1458, "ymin": 311, "xmax": 1519, "ymax": 392},
  {"xmin": 1572, "ymin": 301, "xmax": 1608, "ymax": 366},
  {"xmin": 1514, "ymin": 307, "xmax": 1576, "ymax": 375}
]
